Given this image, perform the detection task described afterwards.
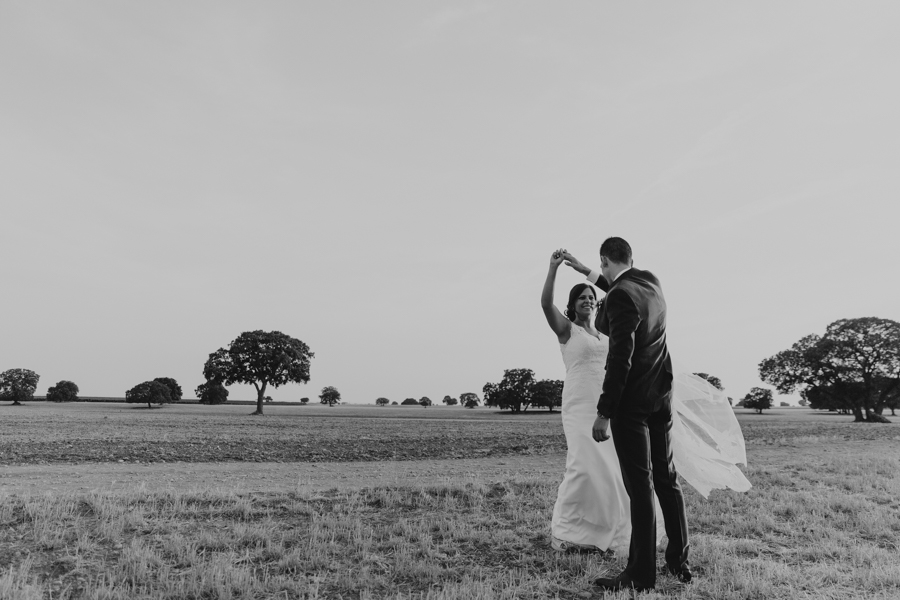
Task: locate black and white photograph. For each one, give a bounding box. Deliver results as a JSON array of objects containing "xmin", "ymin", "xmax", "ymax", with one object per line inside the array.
[{"xmin": 1, "ymin": 2, "xmax": 898, "ymax": 598}]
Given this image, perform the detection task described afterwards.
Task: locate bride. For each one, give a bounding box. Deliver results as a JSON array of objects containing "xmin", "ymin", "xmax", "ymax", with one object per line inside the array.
[{"xmin": 541, "ymin": 249, "xmax": 751, "ymax": 553}]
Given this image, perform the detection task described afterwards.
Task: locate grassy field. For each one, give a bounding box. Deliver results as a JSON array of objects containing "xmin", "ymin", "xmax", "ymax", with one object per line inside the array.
[
  {"xmin": 1, "ymin": 404, "xmax": 899, "ymax": 599},
  {"xmin": 2, "ymin": 402, "xmax": 898, "ymax": 466},
  {"xmin": 0, "ymin": 403, "xmax": 571, "ymax": 465}
]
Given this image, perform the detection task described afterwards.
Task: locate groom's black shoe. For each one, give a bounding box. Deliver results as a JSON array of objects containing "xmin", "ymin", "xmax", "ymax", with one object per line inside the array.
[
  {"xmin": 662, "ymin": 564, "xmax": 693, "ymax": 584},
  {"xmin": 593, "ymin": 572, "xmax": 653, "ymax": 593}
]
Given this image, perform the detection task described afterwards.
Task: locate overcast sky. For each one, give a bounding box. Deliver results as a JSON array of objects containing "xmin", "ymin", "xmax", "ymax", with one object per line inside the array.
[{"xmin": 2, "ymin": 2, "xmax": 898, "ymax": 405}]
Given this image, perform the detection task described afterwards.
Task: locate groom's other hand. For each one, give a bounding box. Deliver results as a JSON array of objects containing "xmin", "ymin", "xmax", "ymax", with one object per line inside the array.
[{"xmin": 592, "ymin": 415, "xmax": 611, "ymax": 442}]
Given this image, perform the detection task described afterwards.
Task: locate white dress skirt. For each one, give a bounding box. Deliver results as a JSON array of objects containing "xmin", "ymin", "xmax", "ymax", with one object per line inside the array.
[{"xmin": 550, "ymin": 323, "xmax": 751, "ymax": 552}]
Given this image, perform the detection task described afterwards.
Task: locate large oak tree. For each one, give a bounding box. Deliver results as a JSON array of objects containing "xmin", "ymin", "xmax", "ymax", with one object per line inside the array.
[
  {"xmin": 483, "ymin": 368, "xmax": 536, "ymax": 413},
  {"xmin": 759, "ymin": 317, "xmax": 900, "ymax": 422},
  {"xmin": 483, "ymin": 370, "xmax": 564, "ymax": 413},
  {"xmin": 460, "ymin": 392, "xmax": 480, "ymax": 408},
  {"xmin": 203, "ymin": 330, "xmax": 313, "ymax": 415},
  {"xmin": 126, "ymin": 380, "xmax": 173, "ymax": 409},
  {"xmin": 0, "ymin": 368, "xmax": 40, "ymax": 405},
  {"xmin": 319, "ymin": 386, "xmax": 340, "ymax": 406},
  {"xmin": 742, "ymin": 387, "xmax": 773, "ymax": 414},
  {"xmin": 531, "ymin": 379, "xmax": 564, "ymax": 412}
]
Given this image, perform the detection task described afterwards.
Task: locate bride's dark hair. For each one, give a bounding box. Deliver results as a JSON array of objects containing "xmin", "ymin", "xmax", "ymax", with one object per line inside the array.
[{"xmin": 565, "ymin": 283, "xmax": 597, "ymax": 321}]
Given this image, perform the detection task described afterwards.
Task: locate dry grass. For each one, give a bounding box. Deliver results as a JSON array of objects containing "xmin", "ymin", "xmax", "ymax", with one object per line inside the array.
[
  {"xmin": 2, "ymin": 406, "xmax": 898, "ymax": 598},
  {"xmin": 2, "ymin": 437, "xmax": 899, "ymax": 599}
]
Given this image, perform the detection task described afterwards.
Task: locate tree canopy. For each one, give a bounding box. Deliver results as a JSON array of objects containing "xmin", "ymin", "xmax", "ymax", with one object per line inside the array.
[
  {"xmin": 483, "ymin": 370, "xmax": 565, "ymax": 413},
  {"xmin": 46, "ymin": 380, "xmax": 79, "ymax": 403},
  {"xmin": 693, "ymin": 373, "xmax": 724, "ymax": 391},
  {"xmin": 320, "ymin": 386, "xmax": 341, "ymax": 406},
  {"xmin": 419, "ymin": 396, "xmax": 432, "ymax": 407},
  {"xmin": 460, "ymin": 392, "xmax": 480, "ymax": 408},
  {"xmin": 0, "ymin": 368, "xmax": 40, "ymax": 405},
  {"xmin": 531, "ymin": 379, "xmax": 564, "ymax": 412},
  {"xmin": 126, "ymin": 380, "xmax": 173, "ymax": 409},
  {"xmin": 195, "ymin": 380, "xmax": 229, "ymax": 404},
  {"xmin": 153, "ymin": 377, "xmax": 182, "ymax": 403},
  {"xmin": 742, "ymin": 387, "xmax": 773, "ymax": 414},
  {"xmin": 442, "ymin": 395, "xmax": 458, "ymax": 406},
  {"xmin": 759, "ymin": 317, "xmax": 900, "ymax": 422},
  {"xmin": 401, "ymin": 398, "xmax": 419, "ymax": 405},
  {"xmin": 483, "ymin": 368, "xmax": 536, "ymax": 413},
  {"xmin": 203, "ymin": 330, "xmax": 314, "ymax": 415},
  {"xmin": 882, "ymin": 385, "xmax": 900, "ymax": 416},
  {"xmin": 376, "ymin": 397, "xmax": 390, "ymax": 406}
]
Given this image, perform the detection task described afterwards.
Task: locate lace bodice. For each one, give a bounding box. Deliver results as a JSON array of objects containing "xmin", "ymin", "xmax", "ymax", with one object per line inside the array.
[{"xmin": 560, "ymin": 323, "xmax": 609, "ymax": 375}]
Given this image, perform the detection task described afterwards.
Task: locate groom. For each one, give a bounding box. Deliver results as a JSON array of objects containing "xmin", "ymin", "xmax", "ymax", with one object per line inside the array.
[{"xmin": 564, "ymin": 238, "xmax": 691, "ymax": 592}]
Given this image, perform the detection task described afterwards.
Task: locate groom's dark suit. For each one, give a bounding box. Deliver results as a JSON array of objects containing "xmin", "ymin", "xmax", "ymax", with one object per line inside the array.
[{"xmin": 591, "ymin": 267, "xmax": 689, "ymax": 588}]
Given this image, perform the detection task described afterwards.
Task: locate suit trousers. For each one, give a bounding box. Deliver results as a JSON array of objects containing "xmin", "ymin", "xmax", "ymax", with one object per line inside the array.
[{"xmin": 610, "ymin": 397, "xmax": 690, "ymax": 586}]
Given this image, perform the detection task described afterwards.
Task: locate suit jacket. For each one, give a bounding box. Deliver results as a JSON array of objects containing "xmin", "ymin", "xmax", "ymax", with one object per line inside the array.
[{"xmin": 591, "ymin": 268, "xmax": 674, "ymax": 417}]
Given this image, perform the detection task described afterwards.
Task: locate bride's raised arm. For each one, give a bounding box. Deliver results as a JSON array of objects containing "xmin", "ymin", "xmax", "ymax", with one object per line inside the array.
[{"xmin": 542, "ymin": 249, "xmax": 571, "ymax": 343}]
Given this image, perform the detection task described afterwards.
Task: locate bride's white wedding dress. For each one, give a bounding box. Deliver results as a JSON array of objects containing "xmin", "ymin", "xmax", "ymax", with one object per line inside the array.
[
  {"xmin": 550, "ymin": 322, "xmax": 751, "ymax": 552},
  {"xmin": 551, "ymin": 322, "xmax": 633, "ymax": 551}
]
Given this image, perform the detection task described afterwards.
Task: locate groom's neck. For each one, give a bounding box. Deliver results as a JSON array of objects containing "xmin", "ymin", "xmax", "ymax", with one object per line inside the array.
[{"xmin": 605, "ymin": 262, "xmax": 631, "ymax": 284}]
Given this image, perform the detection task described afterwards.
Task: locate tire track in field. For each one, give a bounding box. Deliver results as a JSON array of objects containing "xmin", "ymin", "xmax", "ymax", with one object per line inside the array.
[{"xmin": 0, "ymin": 454, "xmax": 568, "ymax": 496}]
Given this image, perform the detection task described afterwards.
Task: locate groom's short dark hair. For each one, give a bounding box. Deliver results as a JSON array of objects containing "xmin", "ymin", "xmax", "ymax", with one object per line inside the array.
[{"xmin": 600, "ymin": 237, "xmax": 632, "ymax": 265}]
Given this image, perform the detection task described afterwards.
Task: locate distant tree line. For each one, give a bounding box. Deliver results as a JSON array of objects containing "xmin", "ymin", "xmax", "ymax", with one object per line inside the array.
[
  {"xmin": 1, "ymin": 329, "xmax": 317, "ymax": 416},
  {"xmin": 14, "ymin": 317, "xmax": 894, "ymax": 423},
  {"xmin": 373, "ymin": 393, "xmax": 481, "ymax": 408}
]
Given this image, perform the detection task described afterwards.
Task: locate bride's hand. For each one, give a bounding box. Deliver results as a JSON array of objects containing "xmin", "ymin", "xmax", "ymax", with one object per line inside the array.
[{"xmin": 549, "ymin": 249, "xmax": 566, "ymax": 268}]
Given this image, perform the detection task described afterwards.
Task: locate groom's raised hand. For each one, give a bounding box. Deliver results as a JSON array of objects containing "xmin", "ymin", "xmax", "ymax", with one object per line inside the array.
[{"xmin": 562, "ymin": 252, "xmax": 590, "ymax": 277}]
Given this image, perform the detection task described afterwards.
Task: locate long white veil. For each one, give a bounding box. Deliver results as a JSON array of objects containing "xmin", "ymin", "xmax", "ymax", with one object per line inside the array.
[{"xmin": 669, "ymin": 368, "xmax": 752, "ymax": 498}]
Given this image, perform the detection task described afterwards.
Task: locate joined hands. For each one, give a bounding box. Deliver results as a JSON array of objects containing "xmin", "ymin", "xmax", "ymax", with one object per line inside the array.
[{"xmin": 550, "ymin": 249, "xmax": 591, "ymax": 278}]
